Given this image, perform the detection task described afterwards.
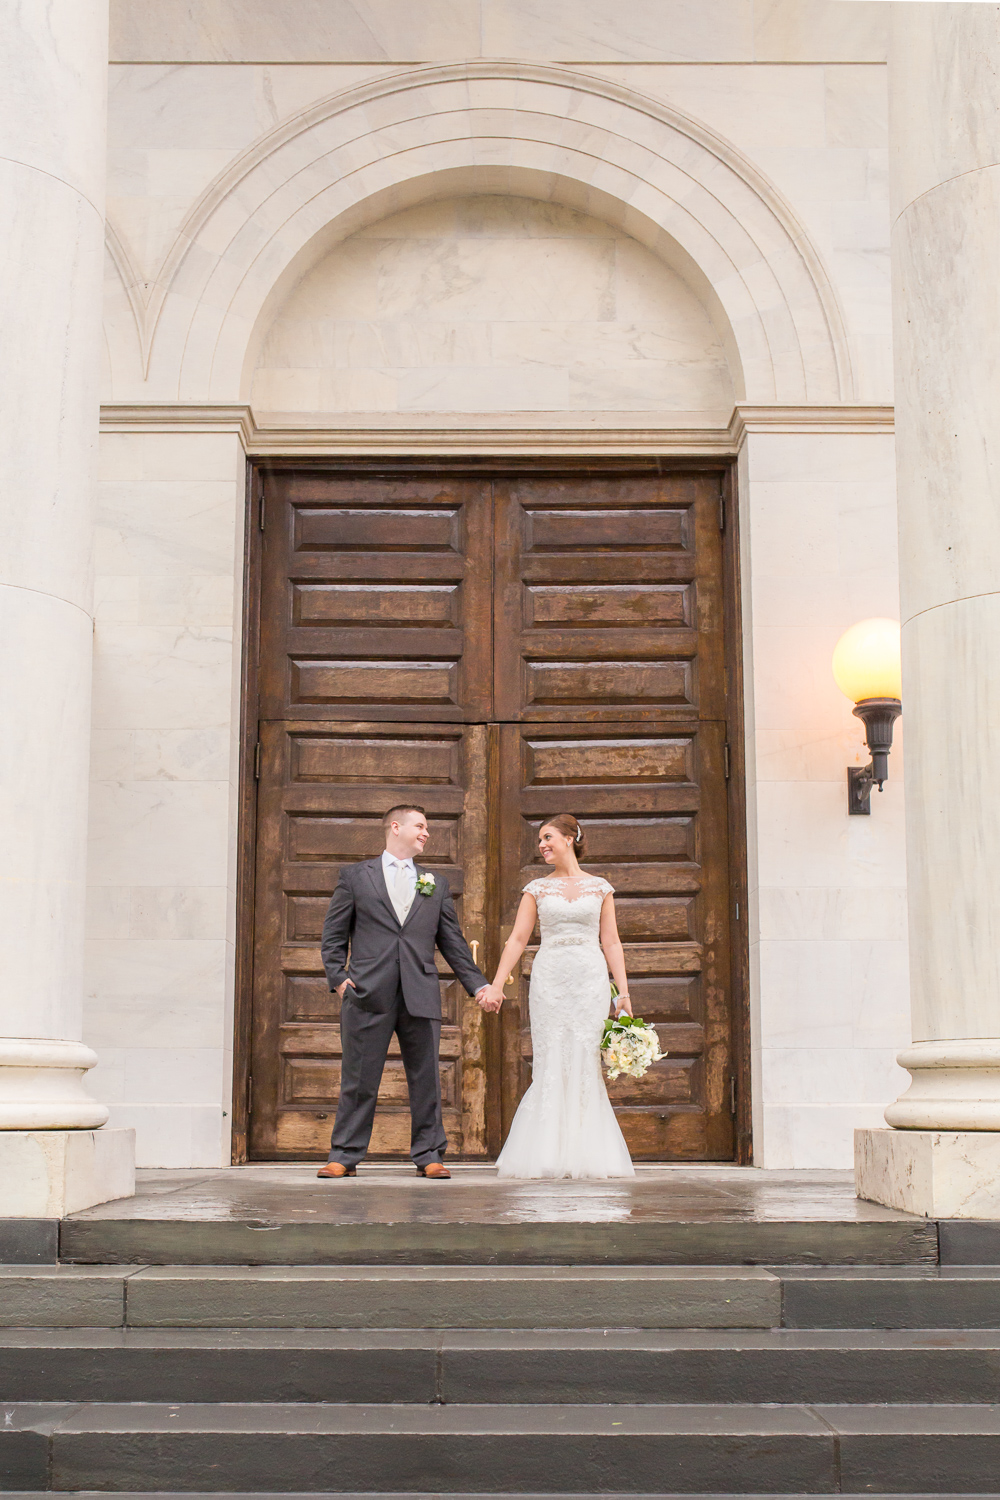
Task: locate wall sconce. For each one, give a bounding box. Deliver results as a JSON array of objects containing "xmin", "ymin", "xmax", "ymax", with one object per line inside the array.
[{"xmin": 832, "ymin": 618, "xmax": 902, "ymax": 816}]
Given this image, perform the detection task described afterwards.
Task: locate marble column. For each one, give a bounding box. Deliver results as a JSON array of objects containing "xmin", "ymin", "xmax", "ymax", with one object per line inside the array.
[
  {"xmin": 0, "ymin": 0, "xmax": 133, "ymax": 1213},
  {"xmin": 856, "ymin": 3, "xmax": 1000, "ymax": 1218}
]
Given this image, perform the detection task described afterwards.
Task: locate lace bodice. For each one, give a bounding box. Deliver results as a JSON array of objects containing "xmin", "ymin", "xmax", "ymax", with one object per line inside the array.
[{"xmin": 523, "ymin": 875, "xmax": 613, "ymax": 946}]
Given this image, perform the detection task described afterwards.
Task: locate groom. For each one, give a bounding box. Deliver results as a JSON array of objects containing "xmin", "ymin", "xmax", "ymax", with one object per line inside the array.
[{"xmin": 317, "ymin": 805, "xmax": 489, "ymax": 1179}]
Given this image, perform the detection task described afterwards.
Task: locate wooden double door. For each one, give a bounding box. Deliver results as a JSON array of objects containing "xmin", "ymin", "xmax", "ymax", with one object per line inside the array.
[{"xmin": 245, "ymin": 467, "xmax": 744, "ymax": 1162}]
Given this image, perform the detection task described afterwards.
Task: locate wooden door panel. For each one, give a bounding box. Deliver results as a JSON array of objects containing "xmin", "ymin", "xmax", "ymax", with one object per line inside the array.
[
  {"xmin": 246, "ymin": 465, "xmax": 739, "ymax": 1164},
  {"xmin": 525, "ymin": 506, "xmax": 689, "ymax": 550},
  {"xmin": 494, "ymin": 476, "xmax": 724, "ymax": 723},
  {"xmin": 250, "ymin": 719, "xmax": 488, "ymax": 1160},
  {"xmin": 260, "ymin": 474, "xmax": 493, "ymax": 722},
  {"xmin": 523, "ymin": 659, "xmax": 694, "ymax": 710},
  {"xmin": 499, "ymin": 719, "xmax": 732, "ymax": 1161},
  {"xmin": 290, "ymin": 658, "xmax": 461, "ymax": 710},
  {"xmin": 525, "ymin": 583, "xmax": 693, "ymax": 627}
]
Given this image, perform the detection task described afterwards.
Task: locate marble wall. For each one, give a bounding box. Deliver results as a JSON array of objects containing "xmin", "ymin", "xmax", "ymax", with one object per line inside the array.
[
  {"xmin": 108, "ymin": 1, "xmax": 888, "ymax": 67},
  {"xmin": 741, "ymin": 427, "xmax": 909, "ymax": 1166},
  {"xmin": 102, "ymin": 40, "xmax": 890, "ymax": 407},
  {"xmin": 91, "ymin": 0, "xmax": 903, "ymax": 1167},
  {"xmin": 85, "ymin": 430, "xmax": 245, "ymax": 1166},
  {"xmin": 251, "ymin": 196, "xmax": 733, "ymax": 418}
]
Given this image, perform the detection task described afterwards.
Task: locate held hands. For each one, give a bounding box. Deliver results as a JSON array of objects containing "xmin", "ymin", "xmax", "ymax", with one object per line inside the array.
[{"xmin": 477, "ymin": 983, "xmax": 505, "ymax": 1013}]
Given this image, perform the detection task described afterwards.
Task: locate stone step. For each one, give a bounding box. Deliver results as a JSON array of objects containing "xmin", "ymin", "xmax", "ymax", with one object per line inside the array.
[
  {"xmin": 0, "ymin": 1265, "xmax": 781, "ymax": 1330},
  {"xmin": 4, "ymin": 1263, "xmax": 1000, "ymax": 1330},
  {"xmin": 3, "ymin": 1328, "xmax": 1000, "ymax": 1405},
  {"xmin": 3, "ymin": 1495, "xmax": 998, "ymax": 1500},
  {"xmin": 58, "ymin": 1213, "xmax": 939, "ymax": 1269},
  {"xmin": 780, "ymin": 1266, "xmax": 1000, "ymax": 1327},
  {"xmin": 5, "ymin": 1402, "xmax": 1000, "ymax": 1493}
]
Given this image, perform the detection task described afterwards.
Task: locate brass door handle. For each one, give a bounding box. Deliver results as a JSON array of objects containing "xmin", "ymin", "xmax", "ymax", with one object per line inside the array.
[{"xmin": 470, "ymin": 940, "xmax": 479, "ymax": 964}]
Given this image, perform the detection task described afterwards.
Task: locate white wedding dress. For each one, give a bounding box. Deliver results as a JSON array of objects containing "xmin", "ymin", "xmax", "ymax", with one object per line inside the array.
[{"xmin": 496, "ymin": 875, "xmax": 635, "ymax": 1179}]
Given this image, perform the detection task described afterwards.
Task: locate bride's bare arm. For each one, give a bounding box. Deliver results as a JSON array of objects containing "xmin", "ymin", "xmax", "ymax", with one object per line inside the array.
[
  {"xmin": 600, "ymin": 894, "xmax": 632, "ymax": 1016},
  {"xmin": 479, "ymin": 893, "xmax": 537, "ymax": 1012}
]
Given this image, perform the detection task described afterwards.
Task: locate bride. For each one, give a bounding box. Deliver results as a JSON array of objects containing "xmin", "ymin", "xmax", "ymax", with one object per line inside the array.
[{"xmin": 479, "ymin": 814, "xmax": 635, "ymax": 1179}]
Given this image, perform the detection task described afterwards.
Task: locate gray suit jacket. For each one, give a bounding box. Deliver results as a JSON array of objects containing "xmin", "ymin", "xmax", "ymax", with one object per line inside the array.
[{"xmin": 320, "ymin": 858, "xmax": 488, "ymax": 1019}]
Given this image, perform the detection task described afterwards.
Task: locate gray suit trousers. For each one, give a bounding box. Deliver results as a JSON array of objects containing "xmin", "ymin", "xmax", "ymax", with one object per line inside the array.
[{"xmin": 329, "ymin": 988, "xmax": 445, "ymax": 1168}]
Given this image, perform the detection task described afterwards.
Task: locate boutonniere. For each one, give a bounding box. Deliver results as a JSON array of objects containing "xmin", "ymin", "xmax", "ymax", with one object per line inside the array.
[{"xmin": 415, "ymin": 872, "xmax": 436, "ymax": 897}]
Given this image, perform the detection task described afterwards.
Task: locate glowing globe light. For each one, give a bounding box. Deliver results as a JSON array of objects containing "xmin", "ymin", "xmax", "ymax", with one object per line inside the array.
[{"xmin": 832, "ymin": 618, "xmax": 902, "ymax": 704}]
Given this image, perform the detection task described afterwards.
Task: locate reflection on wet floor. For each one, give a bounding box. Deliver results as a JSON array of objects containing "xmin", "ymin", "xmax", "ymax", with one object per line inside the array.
[{"xmin": 67, "ymin": 1166, "xmax": 919, "ymax": 1225}]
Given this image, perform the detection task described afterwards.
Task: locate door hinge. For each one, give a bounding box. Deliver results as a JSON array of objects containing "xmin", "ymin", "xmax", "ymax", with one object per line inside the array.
[
  {"xmin": 258, "ymin": 491, "xmax": 265, "ymax": 531},
  {"xmin": 723, "ymin": 741, "xmax": 731, "ymax": 780},
  {"xmin": 719, "ymin": 496, "xmax": 726, "ymax": 531},
  {"xmin": 254, "ymin": 741, "xmax": 261, "ymax": 780},
  {"xmin": 730, "ymin": 1075, "xmax": 737, "ymax": 1116}
]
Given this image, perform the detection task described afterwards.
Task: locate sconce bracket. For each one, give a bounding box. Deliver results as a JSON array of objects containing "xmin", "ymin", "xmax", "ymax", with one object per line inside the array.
[
  {"xmin": 848, "ymin": 764, "xmax": 876, "ymax": 815},
  {"xmin": 847, "ymin": 696, "xmax": 902, "ymax": 816}
]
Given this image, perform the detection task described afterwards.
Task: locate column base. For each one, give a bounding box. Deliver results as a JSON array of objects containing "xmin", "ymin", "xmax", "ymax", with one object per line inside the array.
[
  {"xmin": 856, "ymin": 1127, "xmax": 1000, "ymax": 1218},
  {"xmin": 885, "ymin": 1040, "xmax": 1000, "ymax": 1130},
  {"xmin": 0, "ymin": 1038, "xmax": 109, "ymax": 1129},
  {"xmin": 0, "ymin": 1128, "xmax": 135, "ymax": 1217}
]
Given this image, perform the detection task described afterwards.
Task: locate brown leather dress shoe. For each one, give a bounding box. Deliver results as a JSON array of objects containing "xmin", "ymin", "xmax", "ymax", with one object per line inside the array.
[
  {"xmin": 416, "ymin": 1162, "xmax": 451, "ymax": 1178},
  {"xmin": 316, "ymin": 1161, "xmax": 356, "ymax": 1178}
]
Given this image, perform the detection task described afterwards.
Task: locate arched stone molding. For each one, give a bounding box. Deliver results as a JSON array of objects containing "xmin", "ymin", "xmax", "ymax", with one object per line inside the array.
[
  {"xmin": 104, "ymin": 63, "xmax": 856, "ymax": 405},
  {"xmin": 102, "ymin": 223, "xmax": 147, "ymax": 394}
]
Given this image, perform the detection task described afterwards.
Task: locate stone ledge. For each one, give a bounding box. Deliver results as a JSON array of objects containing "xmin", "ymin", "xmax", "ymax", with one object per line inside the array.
[
  {"xmin": 856, "ymin": 1128, "xmax": 1000, "ymax": 1219},
  {"xmin": 0, "ymin": 1129, "xmax": 135, "ymax": 1218}
]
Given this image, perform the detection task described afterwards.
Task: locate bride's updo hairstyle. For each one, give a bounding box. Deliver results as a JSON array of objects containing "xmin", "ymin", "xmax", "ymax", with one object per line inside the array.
[{"xmin": 540, "ymin": 813, "xmax": 585, "ymax": 856}]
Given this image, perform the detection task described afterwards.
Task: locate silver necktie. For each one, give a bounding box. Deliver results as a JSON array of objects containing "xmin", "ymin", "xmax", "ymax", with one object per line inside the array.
[{"xmin": 392, "ymin": 861, "xmax": 412, "ymax": 922}]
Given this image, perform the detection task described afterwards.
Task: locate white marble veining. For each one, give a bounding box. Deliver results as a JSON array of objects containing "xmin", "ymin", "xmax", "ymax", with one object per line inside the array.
[
  {"xmin": 102, "ymin": 1103, "xmax": 227, "ymax": 1169},
  {"xmin": 252, "ymin": 196, "xmax": 733, "ymax": 416},
  {"xmin": 0, "ymin": 1128, "xmax": 134, "ymax": 1217},
  {"xmin": 106, "ymin": 64, "xmax": 396, "ymax": 280},
  {"xmin": 856, "ymin": 1128, "xmax": 1000, "ymax": 1219},
  {"xmin": 103, "ymin": 53, "xmax": 889, "ymax": 411},
  {"xmin": 483, "ymin": 0, "xmax": 755, "ymax": 64},
  {"xmin": 0, "ymin": 165, "xmax": 104, "ymax": 610},
  {"xmin": 768, "ymin": 1105, "xmax": 891, "ymax": 1172},
  {"xmin": 0, "ymin": 0, "xmax": 123, "ymax": 1169},
  {"xmin": 1, "ymin": 0, "xmax": 110, "ymax": 209},
  {"xmin": 0, "ymin": 591, "xmax": 95, "ymax": 1044},
  {"xmin": 111, "ymin": 1, "xmax": 483, "ymax": 64},
  {"xmin": 109, "ymin": 0, "xmax": 887, "ymax": 67},
  {"xmin": 863, "ymin": 6, "xmax": 1000, "ymax": 1181},
  {"xmin": 888, "ymin": 3, "xmax": 1000, "ymax": 221},
  {"xmin": 741, "ymin": 428, "xmax": 909, "ymax": 1168},
  {"xmin": 85, "ymin": 940, "xmax": 228, "ymax": 1052},
  {"xmin": 84, "ymin": 429, "xmax": 244, "ymax": 1167},
  {"xmin": 99, "ymin": 64, "xmax": 858, "ymax": 404},
  {"xmin": 753, "ymin": 1, "xmax": 887, "ymax": 65}
]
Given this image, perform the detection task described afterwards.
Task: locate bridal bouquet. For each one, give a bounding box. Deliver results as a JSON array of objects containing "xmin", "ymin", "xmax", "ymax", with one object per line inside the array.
[{"xmin": 601, "ymin": 1014, "xmax": 663, "ymax": 1080}]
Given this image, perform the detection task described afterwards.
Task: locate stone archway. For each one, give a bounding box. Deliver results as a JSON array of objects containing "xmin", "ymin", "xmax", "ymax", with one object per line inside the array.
[{"xmin": 103, "ymin": 62, "xmax": 855, "ymax": 405}]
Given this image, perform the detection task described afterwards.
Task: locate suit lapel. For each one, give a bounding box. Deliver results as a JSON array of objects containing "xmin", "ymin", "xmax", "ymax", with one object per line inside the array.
[
  {"xmin": 365, "ymin": 858, "xmax": 401, "ymax": 926},
  {"xmin": 400, "ymin": 864, "xmax": 433, "ymax": 932}
]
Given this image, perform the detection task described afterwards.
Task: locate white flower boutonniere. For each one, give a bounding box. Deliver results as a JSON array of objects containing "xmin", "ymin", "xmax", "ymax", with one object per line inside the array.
[{"xmin": 415, "ymin": 872, "xmax": 436, "ymax": 897}]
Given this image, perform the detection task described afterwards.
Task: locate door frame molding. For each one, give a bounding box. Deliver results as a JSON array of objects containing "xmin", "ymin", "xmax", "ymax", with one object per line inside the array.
[{"xmin": 232, "ymin": 455, "xmax": 751, "ymax": 1165}]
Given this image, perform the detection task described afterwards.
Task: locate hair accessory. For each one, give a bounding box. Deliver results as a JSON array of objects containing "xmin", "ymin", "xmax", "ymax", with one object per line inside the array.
[{"xmin": 574, "ymin": 825, "xmax": 582, "ymax": 843}]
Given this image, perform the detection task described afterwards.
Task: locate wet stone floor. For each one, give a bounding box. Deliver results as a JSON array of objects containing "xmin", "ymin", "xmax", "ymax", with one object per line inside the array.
[{"xmin": 67, "ymin": 1166, "xmax": 915, "ymax": 1226}]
